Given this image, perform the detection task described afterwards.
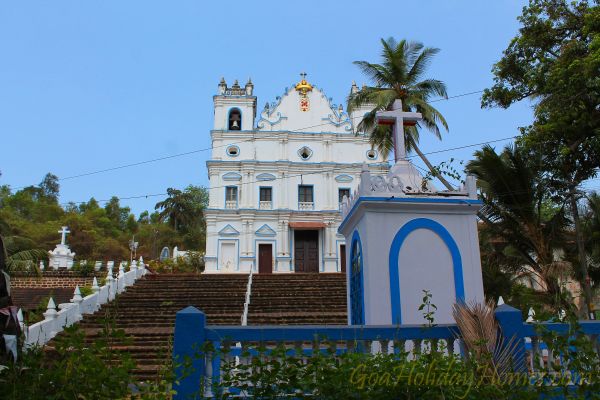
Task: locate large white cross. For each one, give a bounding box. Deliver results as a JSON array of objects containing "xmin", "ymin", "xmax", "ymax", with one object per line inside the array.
[
  {"xmin": 376, "ymin": 99, "xmax": 422, "ymax": 163},
  {"xmin": 58, "ymin": 226, "xmax": 70, "ymax": 245}
]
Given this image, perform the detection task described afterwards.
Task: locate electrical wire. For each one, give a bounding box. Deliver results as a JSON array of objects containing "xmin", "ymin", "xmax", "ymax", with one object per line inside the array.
[{"xmin": 10, "ymin": 89, "xmax": 486, "ymax": 191}]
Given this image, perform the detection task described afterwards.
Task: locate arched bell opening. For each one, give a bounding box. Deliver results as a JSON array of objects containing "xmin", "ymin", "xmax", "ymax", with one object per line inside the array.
[{"xmin": 228, "ymin": 108, "xmax": 242, "ymax": 131}]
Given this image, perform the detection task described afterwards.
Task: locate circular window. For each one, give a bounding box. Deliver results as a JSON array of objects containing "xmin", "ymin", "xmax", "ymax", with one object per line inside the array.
[
  {"xmin": 297, "ymin": 146, "xmax": 313, "ymax": 161},
  {"xmin": 366, "ymin": 149, "xmax": 377, "ymax": 160},
  {"xmin": 226, "ymin": 145, "xmax": 240, "ymax": 157}
]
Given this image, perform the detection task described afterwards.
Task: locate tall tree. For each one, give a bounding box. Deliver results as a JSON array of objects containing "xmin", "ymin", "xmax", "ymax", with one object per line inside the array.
[
  {"xmin": 348, "ymin": 37, "xmax": 453, "ymax": 190},
  {"xmin": 39, "ymin": 173, "xmax": 59, "ymax": 201},
  {"xmin": 154, "ymin": 188, "xmax": 194, "ymax": 232},
  {"xmin": 467, "ymin": 144, "xmax": 570, "ymax": 309},
  {"xmin": 482, "ymin": 0, "xmax": 600, "ymax": 316}
]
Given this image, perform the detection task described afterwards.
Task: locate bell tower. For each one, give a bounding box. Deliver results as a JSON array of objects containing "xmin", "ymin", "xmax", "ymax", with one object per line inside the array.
[{"xmin": 213, "ymin": 78, "xmax": 257, "ymax": 131}]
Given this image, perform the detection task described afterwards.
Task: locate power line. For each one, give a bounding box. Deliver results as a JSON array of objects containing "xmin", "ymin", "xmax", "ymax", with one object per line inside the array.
[
  {"xmin": 10, "ymin": 89, "xmax": 486, "ymax": 190},
  {"xmin": 430, "ymin": 90, "xmax": 484, "ymax": 103},
  {"xmin": 58, "ymin": 134, "xmax": 519, "ymax": 206}
]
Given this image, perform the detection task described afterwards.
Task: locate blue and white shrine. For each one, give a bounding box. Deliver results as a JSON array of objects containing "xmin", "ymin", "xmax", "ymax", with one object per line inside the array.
[{"xmin": 338, "ymin": 101, "xmax": 485, "ymax": 325}]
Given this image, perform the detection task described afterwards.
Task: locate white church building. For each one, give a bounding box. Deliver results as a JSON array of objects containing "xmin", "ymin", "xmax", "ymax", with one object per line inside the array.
[{"xmin": 203, "ymin": 75, "xmax": 389, "ymax": 273}]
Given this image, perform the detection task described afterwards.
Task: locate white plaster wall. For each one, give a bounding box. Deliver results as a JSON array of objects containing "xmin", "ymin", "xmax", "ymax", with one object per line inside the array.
[
  {"xmin": 257, "ymin": 87, "xmax": 351, "ymax": 134},
  {"xmin": 398, "ymin": 229, "xmax": 456, "ymax": 325},
  {"xmin": 206, "ymin": 80, "xmax": 389, "ymax": 273},
  {"xmin": 213, "ymin": 96, "xmax": 256, "ymax": 131},
  {"xmin": 344, "ymin": 206, "xmax": 485, "ymax": 325}
]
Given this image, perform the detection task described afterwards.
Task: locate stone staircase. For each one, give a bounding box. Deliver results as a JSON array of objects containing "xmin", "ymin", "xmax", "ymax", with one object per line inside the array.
[
  {"xmin": 52, "ymin": 272, "xmax": 347, "ymax": 381},
  {"xmin": 248, "ymin": 273, "xmax": 347, "ymax": 325}
]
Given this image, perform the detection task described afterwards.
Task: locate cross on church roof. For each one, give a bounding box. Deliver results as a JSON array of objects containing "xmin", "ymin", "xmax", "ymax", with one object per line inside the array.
[{"xmin": 300, "ymin": 72, "xmax": 307, "ymax": 80}]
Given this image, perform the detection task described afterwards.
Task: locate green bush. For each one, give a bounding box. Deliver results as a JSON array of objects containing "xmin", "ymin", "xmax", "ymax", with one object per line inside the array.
[
  {"xmin": 0, "ymin": 317, "xmax": 135, "ymax": 399},
  {"xmin": 207, "ymin": 332, "xmax": 600, "ymax": 400},
  {"xmin": 72, "ymin": 260, "xmax": 94, "ymax": 276},
  {"xmin": 149, "ymin": 251, "xmax": 205, "ymax": 274}
]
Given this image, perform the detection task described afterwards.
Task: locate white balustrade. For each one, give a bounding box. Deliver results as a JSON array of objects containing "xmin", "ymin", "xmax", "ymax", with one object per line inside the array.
[
  {"xmin": 225, "ymin": 200, "xmax": 237, "ymax": 209},
  {"xmin": 23, "ymin": 258, "xmax": 147, "ymax": 348},
  {"xmin": 298, "ymin": 201, "xmax": 314, "ymax": 210},
  {"xmin": 259, "ymin": 201, "xmax": 272, "ymax": 210}
]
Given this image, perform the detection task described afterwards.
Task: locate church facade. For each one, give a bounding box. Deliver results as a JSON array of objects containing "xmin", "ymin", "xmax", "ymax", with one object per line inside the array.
[{"xmin": 203, "ymin": 75, "xmax": 389, "ymax": 273}]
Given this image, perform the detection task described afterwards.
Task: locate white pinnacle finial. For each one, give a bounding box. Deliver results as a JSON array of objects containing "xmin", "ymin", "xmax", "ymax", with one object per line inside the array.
[
  {"xmin": 72, "ymin": 285, "xmax": 82, "ymax": 302},
  {"xmin": 92, "ymin": 277, "xmax": 100, "ymax": 293},
  {"xmin": 497, "ymin": 296, "xmax": 505, "ymax": 306},
  {"xmin": 44, "ymin": 297, "xmax": 57, "ymax": 319}
]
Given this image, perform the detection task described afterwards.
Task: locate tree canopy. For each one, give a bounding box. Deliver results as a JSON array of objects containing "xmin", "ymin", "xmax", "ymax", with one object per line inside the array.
[{"xmin": 0, "ymin": 174, "xmax": 208, "ymax": 264}]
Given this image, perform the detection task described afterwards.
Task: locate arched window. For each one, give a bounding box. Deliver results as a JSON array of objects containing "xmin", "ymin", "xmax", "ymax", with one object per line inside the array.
[
  {"xmin": 228, "ymin": 108, "xmax": 242, "ymax": 130},
  {"xmin": 350, "ymin": 233, "xmax": 364, "ymax": 325}
]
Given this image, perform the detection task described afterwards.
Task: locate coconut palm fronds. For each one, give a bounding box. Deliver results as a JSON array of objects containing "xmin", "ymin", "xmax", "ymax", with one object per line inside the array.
[{"xmin": 453, "ymin": 301, "xmax": 524, "ymax": 378}]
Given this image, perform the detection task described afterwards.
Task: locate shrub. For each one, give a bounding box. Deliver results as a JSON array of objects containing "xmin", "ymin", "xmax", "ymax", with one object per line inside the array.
[{"xmin": 0, "ymin": 317, "xmax": 135, "ymax": 399}]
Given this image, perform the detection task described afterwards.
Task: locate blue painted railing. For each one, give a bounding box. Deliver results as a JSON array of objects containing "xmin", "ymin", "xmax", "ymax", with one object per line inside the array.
[{"xmin": 172, "ymin": 304, "xmax": 600, "ymax": 399}]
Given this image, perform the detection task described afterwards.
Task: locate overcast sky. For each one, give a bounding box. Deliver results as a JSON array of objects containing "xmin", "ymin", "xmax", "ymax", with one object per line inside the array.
[{"xmin": 0, "ymin": 1, "xmax": 547, "ymax": 214}]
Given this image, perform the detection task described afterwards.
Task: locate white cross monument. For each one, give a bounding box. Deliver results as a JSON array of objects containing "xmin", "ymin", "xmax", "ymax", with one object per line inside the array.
[
  {"xmin": 48, "ymin": 226, "xmax": 76, "ymax": 270},
  {"xmin": 338, "ymin": 100, "xmax": 485, "ymax": 325}
]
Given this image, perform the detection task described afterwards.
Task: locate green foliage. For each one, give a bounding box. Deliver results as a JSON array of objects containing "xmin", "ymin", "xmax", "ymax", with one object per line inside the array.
[
  {"xmin": 148, "ymin": 251, "xmax": 205, "ymax": 274},
  {"xmin": 468, "ymin": 144, "xmax": 571, "ymax": 311},
  {"xmin": 0, "ymin": 318, "xmax": 135, "ymax": 399},
  {"xmin": 208, "ymin": 329, "xmax": 600, "ymax": 400},
  {"xmin": 72, "ymin": 260, "xmax": 94, "ymax": 276},
  {"xmin": 347, "ymin": 37, "xmax": 454, "ymax": 190},
  {"xmin": 0, "ymin": 173, "xmax": 208, "ymax": 263},
  {"xmin": 482, "ymin": 0, "xmax": 600, "ymax": 313}
]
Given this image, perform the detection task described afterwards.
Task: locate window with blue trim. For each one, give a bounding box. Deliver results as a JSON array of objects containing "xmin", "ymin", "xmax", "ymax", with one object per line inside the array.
[{"xmin": 350, "ymin": 238, "xmax": 364, "ymax": 325}]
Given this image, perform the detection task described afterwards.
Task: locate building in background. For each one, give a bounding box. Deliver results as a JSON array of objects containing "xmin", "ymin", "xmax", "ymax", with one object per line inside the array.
[{"xmin": 203, "ymin": 75, "xmax": 389, "ymax": 273}]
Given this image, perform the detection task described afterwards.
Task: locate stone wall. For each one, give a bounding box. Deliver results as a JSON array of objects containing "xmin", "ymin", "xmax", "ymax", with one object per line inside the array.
[{"xmin": 11, "ymin": 270, "xmax": 105, "ymax": 289}]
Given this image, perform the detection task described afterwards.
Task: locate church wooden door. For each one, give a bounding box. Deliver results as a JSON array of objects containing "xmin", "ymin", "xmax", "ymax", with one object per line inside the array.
[
  {"xmin": 294, "ymin": 230, "xmax": 319, "ymax": 273},
  {"xmin": 340, "ymin": 244, "xmax": 346, "ymax": 273},
  {"xmin": 258, "ymin": 244, "xmax": 272, "ymax": 274}
]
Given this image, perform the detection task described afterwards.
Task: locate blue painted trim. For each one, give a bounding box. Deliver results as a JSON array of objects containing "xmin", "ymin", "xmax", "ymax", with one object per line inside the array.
[
  {"xmin": 224, "ymin": 186, "xmax": 239, "ymax": 208},
  {"xmin": 338, "ymin": 196, "xmax": 483, "ymax": 233},
  {"xmin": 338, "ymin": 187, "xmax": 351, "ymax": 205},
  {"xmin": 297, "ymin": 184, "xmax": 314, "ymax": 210},
  {"xmin": 225, "ymin": 144, "xmax": 240, "ymax": 158},
  {"xmin": 335, "ymin": 239, "xmax": 346, "ymax": 272},
  {"xmin": 335, "ymin": 174, "xmax": 354, "ymax": 183},
  {"xmin": 255, "ymin": 223, "xmax": 276, "ymax": 237},
  {"xmin": 350, "ymin": 230, "xmax": 365, "ymax": 325},
  {"xmin": 256, "ymin": 173, "xmax": 276, "ymax": 181},
  {"xmin": 218, "ymin": 224, "xmax": 240, "ymax": 237},
  {"xmin": 365, "ymin": 149, "xmax": 378, "ymax": 160},
  {"xmin": 222, "ymin": 172, "xmax": 242, "ymax": 181},
  {"xmin": 257, "ymin": 186, "xmax": 274, "ymax": 210},
  {"xmin": 207, "ymin": 159, "xmax": 389, "ymax": 167},
  {"xmin": 388, "ymin": 218, "xmax": 465, "ymax": 324},
  {"xmin": 297, "ymin": 146, "xmax": 314, "ymax": 161},
  {"xmin": 255, "ymin": 239, "xmax": 276, "ymax": 273},
  {"xmin": 320, "ymin": 229, "xmax": 325, "ymax": 272},
  {"xmin": 217, "ymin": 238, "xmax": 239, "ymax": 271},
  {"xmin": 205, "ymin": 207, "xmax": 340, "ymax": 214}
]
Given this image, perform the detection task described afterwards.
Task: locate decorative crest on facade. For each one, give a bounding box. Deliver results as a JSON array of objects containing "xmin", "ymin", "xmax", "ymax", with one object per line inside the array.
[{"xmin": 294, "ymin": 72, "xmax": 313, "ymax": 96}]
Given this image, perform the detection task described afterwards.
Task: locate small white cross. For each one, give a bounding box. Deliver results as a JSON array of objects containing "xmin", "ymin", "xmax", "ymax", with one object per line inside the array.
[{"xmin": 58, "ymin": 226, "xmax": 70, "ymax": 245}]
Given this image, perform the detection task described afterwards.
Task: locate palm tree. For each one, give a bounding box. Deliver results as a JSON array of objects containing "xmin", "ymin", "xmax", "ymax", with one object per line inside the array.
[
  {"xmin": 467, "ymin": 144, "xmax": 570, "ymax": 309},
  {"xmin": 0, "ymin": 234, "xmax": 47, "ymax": 273},
  {"xmin": 348, "ymin": 37, "xmax": 453, "ymax": 190},
  {"xmin": 154, "ymin": 188, "xmax": 194, "ymax": 232}
]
